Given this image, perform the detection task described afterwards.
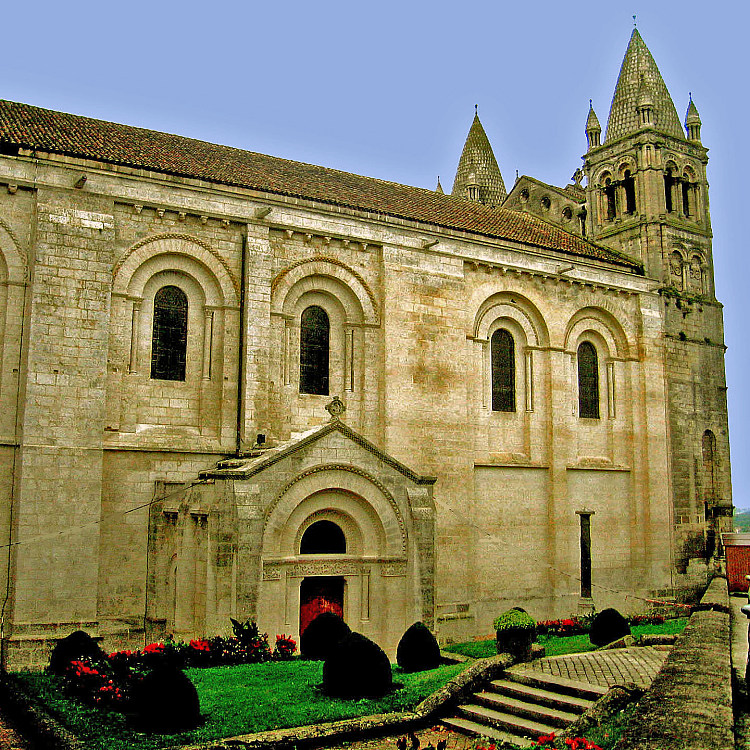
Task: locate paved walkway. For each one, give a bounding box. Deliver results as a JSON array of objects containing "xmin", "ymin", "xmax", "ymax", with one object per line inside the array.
[
  {"xmin": 509, "ymin": 645, "xmax": 671, "ymax": 690},
  {"xmin": 730, "ymin": 591, "xmax": 750, "ymax": 748}
]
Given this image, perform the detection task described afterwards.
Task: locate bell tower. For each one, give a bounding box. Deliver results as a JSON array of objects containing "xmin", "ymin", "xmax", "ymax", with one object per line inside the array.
[{"xmin": 582, "ymin": 29, "xmax": 732, "ymax": 590}]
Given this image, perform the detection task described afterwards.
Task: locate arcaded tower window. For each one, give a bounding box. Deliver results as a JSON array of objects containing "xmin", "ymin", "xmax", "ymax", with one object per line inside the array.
[
  {"xmin": 491, "ymin": 329, "xmax": 516, "ymax": 412},
  {"xmin": 300, "ymin": 305, "xmax": 330, "ymax": 395},
  {"xmin": 577, "ymin": 342, "xmax": 600, "ymax": 419},
  {"xmin": 603, "ymin": 178, "xmax": 616, "ymax": 221},
  {"xmin": 151, "ymin": 285, "xmax": 188, "ymax": 381}
]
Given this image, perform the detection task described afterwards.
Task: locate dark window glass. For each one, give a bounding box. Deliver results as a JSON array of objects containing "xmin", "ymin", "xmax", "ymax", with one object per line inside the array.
[
  {"xmin": 151, "ymin": 285, "xmax": 188, "ymax": 381},
  {"xmin": 578, "ymin": 342, "xmax": 599, "ymax": 419},
  {"xmin": 491, "ymin": 329, "xmax": 515, "ymax": 412},
  {"xmin": 300, "ymin": 520, "xmax": 347, "ymax": 554},
  {"xmin": 300, "ymin": 305, "xmax": 329, "ymax": 395}
]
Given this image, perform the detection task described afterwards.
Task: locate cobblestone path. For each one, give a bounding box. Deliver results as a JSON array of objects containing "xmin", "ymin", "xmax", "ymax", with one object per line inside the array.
[{"xmin": 509, "ymin": 645, "xmax": 670, "ymax": 689}]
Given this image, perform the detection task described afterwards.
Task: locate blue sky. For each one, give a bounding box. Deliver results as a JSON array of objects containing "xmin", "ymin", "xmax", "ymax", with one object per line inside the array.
[{"xmin": 2, "ymin": 1, "xmax": 747, "ymax": 506}]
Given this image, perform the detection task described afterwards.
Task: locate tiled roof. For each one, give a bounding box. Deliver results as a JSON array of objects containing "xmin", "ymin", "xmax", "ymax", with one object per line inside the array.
[
  {"xmin": 451, "ymin": 112, "xmax": 507, "ymax": 205},
  {"xmin": 606, "ymin": 29, "xmax": 683, "ymax": 143},
  {"xmin": 0, "ymin": 99, "xmax": 640, "ymax": 270}
]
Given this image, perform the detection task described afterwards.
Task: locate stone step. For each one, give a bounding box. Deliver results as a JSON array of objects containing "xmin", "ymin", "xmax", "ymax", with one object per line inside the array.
[
  {"xmin": 440, "ymin": 716, "xmax": 535, "ymax": 747},
  {"xmin": 505, "ymin": 670, "xmax": 609, "ymax": 701},
  {"xmin": 488, "ymin": 677, "xmax": 596, "ymax": 714},
  {"xmin": 456, "ymin": 702, "xmax": 558, "ymax": 740},
  {"xmin": 473, "ymin": 690, "xmax": 580, "ymax": 727}
]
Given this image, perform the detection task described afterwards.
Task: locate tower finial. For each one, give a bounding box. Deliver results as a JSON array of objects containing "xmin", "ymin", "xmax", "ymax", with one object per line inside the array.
[
  {"xmin": 633, "ymin": 14, "xmax": 637, "ymax": 27},
  {"xmin": 475, "ymin": 104, "xmax": 478, "ymax": 115}
]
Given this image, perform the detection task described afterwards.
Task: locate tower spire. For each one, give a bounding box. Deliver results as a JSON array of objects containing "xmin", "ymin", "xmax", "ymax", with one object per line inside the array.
[
  {"xmin": 451, "ymin": 109, "xmax": 506, "ymax": 205},
  {"xmin": 605, "ymin": 29, "xmax": 682, "ymax": 143}
]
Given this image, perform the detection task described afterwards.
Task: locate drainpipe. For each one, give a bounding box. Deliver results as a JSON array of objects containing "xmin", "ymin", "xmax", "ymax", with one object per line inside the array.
[{"xmin": 236, "ymin": 228, "xmax": 247, "ymax": 456}]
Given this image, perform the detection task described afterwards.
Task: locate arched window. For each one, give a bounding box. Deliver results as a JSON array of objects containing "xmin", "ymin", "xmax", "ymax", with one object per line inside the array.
[
  {"xmin": 702, "ymin": 430, "xmax": 717, "ymax": 501},
  {"xmin": 300, "ymin": 520, "xmax": 346, "ymax": 554},
  {"xmin": 151, "ymin": 285, "xmax": 188, "ymax": 381},
  {"xmin": 300, "ymin": 305, "xmax": 329, "ymax": 395},
  {"xmin": 577, "ymin": 342, "xmax": 600, "ymax": 419},
  {"xmin": 491, "ymin": 329, "xmax": 515, "ymax": 412}
]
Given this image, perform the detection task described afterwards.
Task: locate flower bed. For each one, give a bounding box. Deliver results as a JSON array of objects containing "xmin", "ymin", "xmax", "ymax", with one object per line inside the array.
[{"xmin": 57, "ymin": 625, "xmax": 297, "ymax": 714}]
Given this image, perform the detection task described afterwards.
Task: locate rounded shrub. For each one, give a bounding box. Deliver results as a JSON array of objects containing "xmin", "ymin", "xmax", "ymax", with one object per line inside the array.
[
  {"xmin": 323, "ymin": 631, "xmax": 393, "ymax": 698},
  {"xmin": 589, "ymin": 608, "xmax": 631, "ymax": 647},
  {"xmin": 300, "ymin": 612, "xmax": 351, "ymax": 660},
  {"xmin": 396, "ymin": 621, "xmax": 441, "ymax": 672},
  {"xmin": 49, "ymin": 630, "xmax": 105, "ymax": 674},
  {"xmin": 494, "ymin": 609, "xmax": 536, "ymax": 662},
  {"xmin": 131, "ymin": 665, "xmax": 201, "ymax": 732}
]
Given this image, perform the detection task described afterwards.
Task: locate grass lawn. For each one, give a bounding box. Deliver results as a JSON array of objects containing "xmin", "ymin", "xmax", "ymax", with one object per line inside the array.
[
  {"xmin": 14, "ymin": 659, "xmax": 467, "ymax": 750},
  {"xmin": 443, "ymin": 617, "xmax": 689, "ymax": 660}
]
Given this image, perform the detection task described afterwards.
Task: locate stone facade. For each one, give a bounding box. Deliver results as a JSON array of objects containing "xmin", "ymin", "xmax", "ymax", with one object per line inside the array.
[{"xmin": 0, "ymin": 28, "xmax": 731, "ymax": 667}]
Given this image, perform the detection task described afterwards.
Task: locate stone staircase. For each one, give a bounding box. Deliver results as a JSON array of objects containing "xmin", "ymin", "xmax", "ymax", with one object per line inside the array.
[{"xmin": 441, "ymin": 670, "xmax": 608, "ymax": 746}]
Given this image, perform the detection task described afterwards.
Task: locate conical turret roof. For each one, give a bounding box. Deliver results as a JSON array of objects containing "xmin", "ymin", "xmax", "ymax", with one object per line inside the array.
[
  {"xmin": 586, "ymin": 102, "xmax": 601, "ymax": 133},
  {"xmin": 605, "ymin": 29, "xmax": 682, "ymax": 143},
  {"xmin": 685, "ymin": 96, "xmax": 701, "ymax": 127},
  {"xmin": 451, "ymin": 111, "xmax": 506, "ymax": 205}
]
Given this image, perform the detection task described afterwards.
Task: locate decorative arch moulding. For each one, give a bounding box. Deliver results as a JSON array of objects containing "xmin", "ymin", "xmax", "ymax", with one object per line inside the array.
[{"xmin": 113, "ymin": 232, "xmax": 240, "ymax": 304}]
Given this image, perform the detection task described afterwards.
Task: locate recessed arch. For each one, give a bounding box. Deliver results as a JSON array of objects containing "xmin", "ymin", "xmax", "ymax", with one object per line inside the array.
[
  {"xmin": 564, "ymin": 307, "xmax": 630, "ymax": 359},
  {"xmin": 113, "ymin": 234, "xmax": 238, "ymax": 306},
  {"xmin": 473, "ymin": 291, "xmax": 548, "ymax": 347},
  {"xmin": 271, "ymin": 256, "xmax": 378, "ymax": 325},
  {"xmin": 262, "ymin": 464, "xmax": 407, "ymax": 559}
]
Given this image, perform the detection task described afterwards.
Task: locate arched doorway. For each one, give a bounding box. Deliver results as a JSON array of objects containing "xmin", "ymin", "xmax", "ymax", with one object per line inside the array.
[{"xmin": 299, "ymin": 576, "xmax": 345, "ymax": 635}]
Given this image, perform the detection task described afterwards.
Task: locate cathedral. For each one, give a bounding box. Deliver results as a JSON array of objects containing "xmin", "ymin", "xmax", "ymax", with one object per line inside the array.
[{"xmin": 0, "ymin": 29, "xmax": 732, "ymax": 668}]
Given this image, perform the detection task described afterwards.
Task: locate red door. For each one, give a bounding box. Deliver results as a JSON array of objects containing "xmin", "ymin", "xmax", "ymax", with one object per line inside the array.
[
  {"xmin": 726, "ymin": 546, "xmax": 750, "ymax": 592},
  {"xmin": 299, "ymin": 577, "xmax": 344, "ymax": 635}
]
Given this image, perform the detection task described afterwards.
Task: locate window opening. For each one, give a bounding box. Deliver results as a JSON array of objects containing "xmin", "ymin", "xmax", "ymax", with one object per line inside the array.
[
  {"xmin": 300, "ymin": 520, "xmax": 346, "ymax": 554},
  {"xmin": 664, "ymin": 169, "xmax": 675, "ymax": 213},
  {"xmin": 491, "ymin": 329, "xmax": 515, "ymax": 412},
  {"xmin": 603, "ymin": 178, "xmax": 616, "ymax": 220},
  {"xmin": 682, "ymin": 180, "xmax": 691, "ymax": 217},
  {"xmin": 151, "ymin": 285, "xmax": 188, "ymax": 381},
  {"xmin": 577, "ymin": 342, "xmax": 600, "ymax": 419},
  {"xmin": 702, "ymin": 430, "xmax": 717, "ymax": 502},
  {"xmin": 300, "ymin": 305, "xmax": 330, "ymax": 395},
  {"xmin": 623, "ymin": 170, "xmax": 636, "ymax": 214}
]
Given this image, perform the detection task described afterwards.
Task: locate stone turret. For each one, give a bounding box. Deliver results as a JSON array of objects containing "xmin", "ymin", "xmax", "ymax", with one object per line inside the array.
[
  {"xmin": 585, "ymin": 101, "xmax": 601, "ymax": 150},
  {"xmin": 605, "ymin": 28, "xmax": 682, "ymax": 142},
  {"xmin": 685, "ymin": 96, "xmax": 702, "ymax": 142},
  {"xmin": 451, "ymin": 109, "xmax": 506, "ymax": 206}
]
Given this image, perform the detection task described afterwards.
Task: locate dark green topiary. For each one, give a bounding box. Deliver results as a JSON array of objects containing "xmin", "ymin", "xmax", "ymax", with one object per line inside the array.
[
  {"xmin": 300, "ymin": 612, "xmax": 351, "ymax": 660},
  {"xmin": 396, "ymin": 621, "xmax": 441, "ymax": 672},
  {"xmin": 494, "ymin": 609, "xmax": 536, "ymax": 662},
  {"xmin": 131, "ymin": 665, "xmax": 201, "ymax": 732},
  {"xmin": 589, "ymin": 608, "xmax": 631, "ymax": 647},
  {"xmin": 49, "ymin": 630, "xmax": 105, "ymax": 674},
  {"xmin": 323, "ymin": 631, "xmax": 393, "ymax": 698}
]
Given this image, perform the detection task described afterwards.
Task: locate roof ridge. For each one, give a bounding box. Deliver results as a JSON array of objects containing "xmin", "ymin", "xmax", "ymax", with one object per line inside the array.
[{"xmin": 0, "ymin": 99, "xmax": 640, "ymax": 271}]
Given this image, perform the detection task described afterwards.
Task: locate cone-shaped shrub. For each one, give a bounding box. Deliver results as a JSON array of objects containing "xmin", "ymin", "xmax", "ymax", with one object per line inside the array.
[
  {"xmin": 396, "ymin": 621, "xmax": 441, "ymax": 672},
  {"xmin": 300, "ymin": 612, "xmax": 351, "ymax": 660},
  {"xmin": 49, "ymin": 631, "xmax": 105, "ymax": 674},
  {"xmin": 589, "ymin": 608, "xmax": 631, "ymax": 647},
  {"xmin": 131, "ymin": 665, "xmax": 201, "ymax": 732},
  {"xmin": 323, "ymin": 631, "xmax": 393, "ymax": 698}
]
